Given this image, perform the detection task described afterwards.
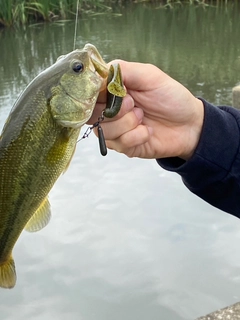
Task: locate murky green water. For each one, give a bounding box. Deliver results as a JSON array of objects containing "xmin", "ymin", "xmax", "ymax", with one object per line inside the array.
[{"xmin": 0, "ymin": 3, "xmax": 240, "ymax": 320}]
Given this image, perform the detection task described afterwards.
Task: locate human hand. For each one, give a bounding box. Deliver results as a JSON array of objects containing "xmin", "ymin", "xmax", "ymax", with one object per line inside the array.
[{"xmin": 88, "ymin": 60, "xmax": 204, "ymax": 160}]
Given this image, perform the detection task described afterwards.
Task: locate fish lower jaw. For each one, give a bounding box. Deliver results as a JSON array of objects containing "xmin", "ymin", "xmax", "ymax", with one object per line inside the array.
[
  {"xmin": 56, "ymin": 119, "xmax": 86, "ymax": 129},
  {"xmin": 54, "ymin": 112, "xmax": 92, "ymax": 129}
]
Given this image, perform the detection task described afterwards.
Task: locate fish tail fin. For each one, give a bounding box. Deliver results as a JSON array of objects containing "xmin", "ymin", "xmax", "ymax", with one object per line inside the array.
[{"xmin": 0, "ymin": 255, "xmax": 16, "ymax": 289}]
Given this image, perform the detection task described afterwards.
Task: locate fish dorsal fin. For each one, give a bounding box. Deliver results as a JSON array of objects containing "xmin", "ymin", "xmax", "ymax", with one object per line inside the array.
[
  {"xmin": 24, "ymin": 198, "xmax": 51, "ymax": 232},
  {"xmin": 0, "ymin": 255, "xmax": 16, "ymax": 289}
]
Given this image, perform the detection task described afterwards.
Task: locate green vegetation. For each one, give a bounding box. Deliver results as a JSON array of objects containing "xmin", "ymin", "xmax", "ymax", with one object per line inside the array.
[
  {"xmin": 0, "ymin": 0, "xmax": 238, "ymax": 27},
  {"xmin": 0, "ymin": 0, "xmax": 112, "ymax": 27}
]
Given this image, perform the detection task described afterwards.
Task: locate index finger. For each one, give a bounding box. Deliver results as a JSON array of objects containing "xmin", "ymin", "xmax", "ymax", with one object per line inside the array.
[
  {"xmin": 87, "ymin": 94, "xmax": 135, "ymax": 125},
  {"xmin": 109, "ymin": 60, "xmax": 164, "ymax": 92}
]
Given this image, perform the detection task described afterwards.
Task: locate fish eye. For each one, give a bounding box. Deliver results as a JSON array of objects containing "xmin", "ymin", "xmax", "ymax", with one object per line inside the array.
[{"xmin": 72, "ymin": 61, "xmax": 84, "ymax": 73}]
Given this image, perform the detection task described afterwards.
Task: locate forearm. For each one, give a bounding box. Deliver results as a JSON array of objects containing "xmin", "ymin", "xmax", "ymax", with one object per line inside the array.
[{"xmin": 157, "ymin": 99, "xmax": 240, "ymax": 218}]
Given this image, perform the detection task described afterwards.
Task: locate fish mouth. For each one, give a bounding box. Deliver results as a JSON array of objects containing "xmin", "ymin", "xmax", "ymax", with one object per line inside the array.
[{"xmin": 84, "ymin": 43, "xmax": 109, "ymax": 79}]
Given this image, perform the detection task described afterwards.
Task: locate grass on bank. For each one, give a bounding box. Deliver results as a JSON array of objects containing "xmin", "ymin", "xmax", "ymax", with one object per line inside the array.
[
  {"xmin": 0, "ymin": 0, "xmax": 112, "ymax": 27},
  {"xmin": 0, "ymin": 0, "xmax": 237, "ymax": 27}
]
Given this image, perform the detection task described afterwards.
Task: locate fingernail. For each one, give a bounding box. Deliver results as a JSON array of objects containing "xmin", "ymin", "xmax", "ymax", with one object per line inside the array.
[
  {"xmin": 124, "ymin": 94, "xmax": 135, "ymax": 111},
  {"xmin": 133, "ymin": 107, "xmax": 143, "ymax": 122}
]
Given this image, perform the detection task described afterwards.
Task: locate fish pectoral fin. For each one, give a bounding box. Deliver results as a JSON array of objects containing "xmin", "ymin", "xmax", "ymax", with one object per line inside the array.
[
  {"xmin": 0, "ymin": 255, "xmax": 16, "ymax": 289},
  {"xmin": 24, "ymin": 198, "xmax": 51, "ymax": 232},
  {"xmin": 63, "ymin": 144, "xmax": 76, "ymax": 174}
]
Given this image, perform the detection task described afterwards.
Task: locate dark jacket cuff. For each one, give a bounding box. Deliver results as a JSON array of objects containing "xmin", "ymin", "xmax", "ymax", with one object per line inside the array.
[{"xmin": 157, "ymin": 99, "xmax": 240, "ymax": 217}]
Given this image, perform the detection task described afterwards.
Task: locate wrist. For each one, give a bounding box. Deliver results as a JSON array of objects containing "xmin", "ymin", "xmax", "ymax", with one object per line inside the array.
[{"xmin": 180, "ymin": 98, "xmax": 204, "ymax": 160}]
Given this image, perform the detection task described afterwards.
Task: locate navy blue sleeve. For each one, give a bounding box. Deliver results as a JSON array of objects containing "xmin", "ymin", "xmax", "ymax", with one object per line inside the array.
[{"xmin": 157, "ymin": 99, "xmax": 240, "ymax": 218}]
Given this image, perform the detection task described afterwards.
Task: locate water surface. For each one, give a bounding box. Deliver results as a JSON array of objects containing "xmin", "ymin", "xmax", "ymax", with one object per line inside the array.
[{"xmin": 0, "ymin": 3, "xmax": 240, "ymax": 319}]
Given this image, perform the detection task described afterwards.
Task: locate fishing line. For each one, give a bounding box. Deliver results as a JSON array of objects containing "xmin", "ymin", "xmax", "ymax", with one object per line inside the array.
[
  {"xmin": 73, "ymin": 0, "xmax": 80, "ymax": 50},
  {"xmin": 73, "ymin": 6, "xmax": 108, "ymax": 156}
]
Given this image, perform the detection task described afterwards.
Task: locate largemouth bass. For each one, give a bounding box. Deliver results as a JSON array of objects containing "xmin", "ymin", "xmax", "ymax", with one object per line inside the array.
[{"xmin": 0, "ymin": 44, "xmax": 125, "ymax": 289}]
